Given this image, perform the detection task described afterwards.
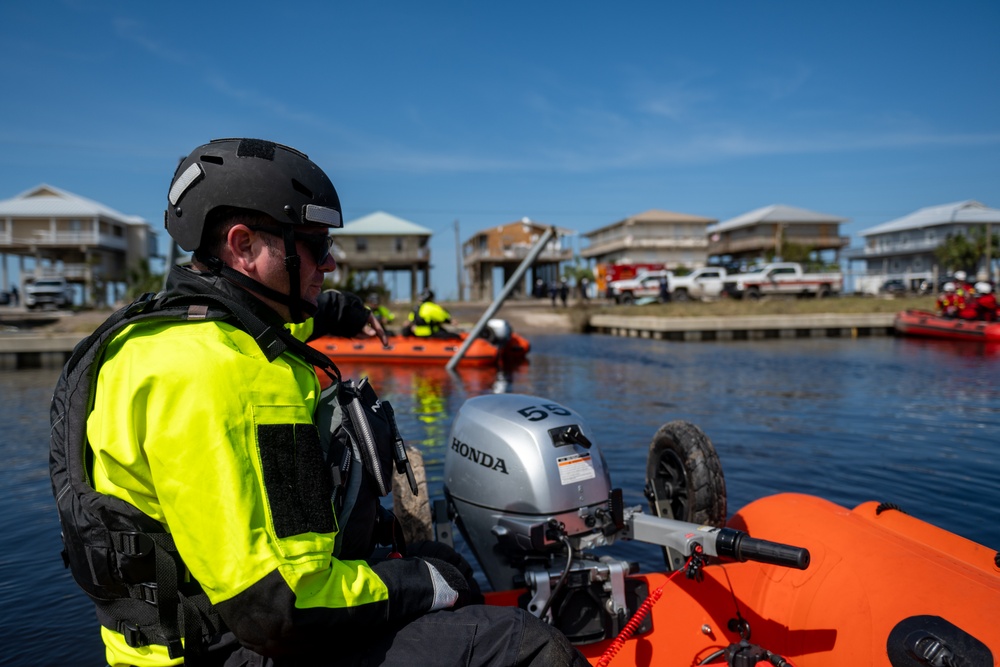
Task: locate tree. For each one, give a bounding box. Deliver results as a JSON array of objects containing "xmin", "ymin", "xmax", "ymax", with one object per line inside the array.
[
  {"xmin": 126, "ymin": 259, "xmax": 165, "ymax": 300},
  {"xmin": 935, "ymin": 227, "xmax": 999, "ymax": 276}
]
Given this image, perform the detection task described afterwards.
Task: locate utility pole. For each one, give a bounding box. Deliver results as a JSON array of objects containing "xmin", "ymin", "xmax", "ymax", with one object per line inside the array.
[
  {"xmin": 985, "ymin": 222, "xmax": 993, "ymax": 283},
  {"xmin": 454, "ymin": 219, "xmax": 464, "ymax": 302}
]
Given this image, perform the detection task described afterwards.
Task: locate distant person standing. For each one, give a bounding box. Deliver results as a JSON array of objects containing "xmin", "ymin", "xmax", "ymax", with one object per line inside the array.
[
  {"xmin": 658, "ymin": 274, "xmax": 671, "ymax": 303},
  {"xmin": 10, "ymin": 284, "xmax": 18, "ymax": 306},
  {"xmin": 559, "ymin": 280, "xmax": 569, "ymax": 307}
]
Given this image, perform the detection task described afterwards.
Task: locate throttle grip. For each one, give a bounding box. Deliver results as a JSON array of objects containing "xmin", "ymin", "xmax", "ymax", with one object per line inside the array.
[{"xmin": 715, "ymin": 528, "xmax": 810, "ymax": 570}]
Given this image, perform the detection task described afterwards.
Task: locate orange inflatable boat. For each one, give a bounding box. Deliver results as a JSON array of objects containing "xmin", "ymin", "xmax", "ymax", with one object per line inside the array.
[
  {"xmin": 894, "ymin": 308, "xmax": 1000, "ymax": 343},
  {"xmin": 428, "ymin": 394, "xmax": 999, "ymax": 667},
  {"xmin": 310, "ymin": 331, "xmax": 529, "ymax": 366},
  {"xmin": 495, "ymin": 493, "xmax": 997, "ymax": 667}
]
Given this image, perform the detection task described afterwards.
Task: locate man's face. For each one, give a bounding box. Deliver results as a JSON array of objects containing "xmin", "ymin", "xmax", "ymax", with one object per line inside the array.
[{"xmin": 249, "ymin": 224, "xmax": 337, "ymax": 318}]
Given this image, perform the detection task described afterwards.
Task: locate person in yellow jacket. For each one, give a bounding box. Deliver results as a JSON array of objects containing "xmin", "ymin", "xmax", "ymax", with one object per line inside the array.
[
  {"xmin": 407, "ymin": 289, "xmax": 460, "ymax": 338},
  {"xmin": 54, "ymin": 138, "xmax": 586, "ymax": 667},
  {"xmin": 367, "ymin": 292, "xmax": 396, "ymax": 333}
]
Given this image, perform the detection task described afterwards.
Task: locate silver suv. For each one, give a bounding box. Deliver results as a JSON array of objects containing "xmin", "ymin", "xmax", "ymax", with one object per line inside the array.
[{"xmin": 24, "ymin": 278, "xmax": 74, "ymax": 309}]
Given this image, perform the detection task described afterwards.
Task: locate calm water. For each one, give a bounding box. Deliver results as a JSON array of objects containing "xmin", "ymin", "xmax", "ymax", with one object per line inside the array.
[{"xmin": 2, "ymin": 333, "xmax": 999, "ymax": 666}]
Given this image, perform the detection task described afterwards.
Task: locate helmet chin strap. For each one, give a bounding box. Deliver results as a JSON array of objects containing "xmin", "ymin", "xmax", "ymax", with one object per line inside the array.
[
  {"xmin": 196, "ymin": 251, "xmax": 318, "ymax": 323},
  {"xmin": 279, "ymin": 225, "xmax": 305, "ymax": 323}
]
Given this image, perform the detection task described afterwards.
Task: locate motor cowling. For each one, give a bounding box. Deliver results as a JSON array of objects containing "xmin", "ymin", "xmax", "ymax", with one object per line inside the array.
[
  {"xmin": 481, "ymin": 318, "xmax": 512, "ymax": 347},
  {"xmin": 444, "ymin": 394, "xmax": 612, "ymax": 590}
]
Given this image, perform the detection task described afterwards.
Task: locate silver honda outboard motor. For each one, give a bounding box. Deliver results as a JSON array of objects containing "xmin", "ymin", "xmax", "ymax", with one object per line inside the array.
[
  {"xmin": 442, "ymin": 393, "xmax": 647, "ymax": 644},
  {"xmin": 440, "ymin": 394, "xmax": 811, "ymax": 646}
]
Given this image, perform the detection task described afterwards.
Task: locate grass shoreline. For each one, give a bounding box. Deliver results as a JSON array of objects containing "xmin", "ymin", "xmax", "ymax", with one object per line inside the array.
[{"xmin": 590, "ymin": 294, "xmax": 937, "ymax": 317}]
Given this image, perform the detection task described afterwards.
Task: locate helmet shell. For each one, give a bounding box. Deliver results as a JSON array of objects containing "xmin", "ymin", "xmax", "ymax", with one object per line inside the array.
[
  {"xmin": 165, "ymin": 138, "xmax": 342, "ymax": 251},
  {"xmin": 954, "ymin": 270, "xmax": 967, "ymax": 282},
  {"xmin": 975, "ymin": 281, "xmax": 992, "ymax": 294},
  {"xmin": 420, "ymin": 289, "xmax": 435, "ymax": 302}
]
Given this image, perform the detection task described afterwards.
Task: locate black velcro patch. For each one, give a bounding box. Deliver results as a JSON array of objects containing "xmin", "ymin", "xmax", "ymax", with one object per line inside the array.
[
  {"xmin": 237, "ymin": 139, "xmax": 275, "ymax": 161},
  {"xmin": 258, "ymin": 423, "xmax": 334, "ymax": 538}
]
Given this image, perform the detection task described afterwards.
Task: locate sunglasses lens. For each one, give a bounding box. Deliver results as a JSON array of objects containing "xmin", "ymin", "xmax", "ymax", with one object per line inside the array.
[{"xmin": 302, "ymin": 234, "xmax": 332, "ymax": 264}]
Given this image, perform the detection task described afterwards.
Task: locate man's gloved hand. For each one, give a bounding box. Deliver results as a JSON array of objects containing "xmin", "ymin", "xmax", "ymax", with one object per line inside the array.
[
  {"xmin": 407, "ymin": 540, "xmax": 484, "ymax": 605},
  {"xmin": 421, "ymin": 557, "xmax": 480, "ymax": 611}
]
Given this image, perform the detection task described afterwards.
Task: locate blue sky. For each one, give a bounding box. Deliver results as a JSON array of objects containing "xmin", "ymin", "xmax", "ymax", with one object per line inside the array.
[{"xmin": 2, "ymin": 1, "xmax": 999, "ymax": 299}]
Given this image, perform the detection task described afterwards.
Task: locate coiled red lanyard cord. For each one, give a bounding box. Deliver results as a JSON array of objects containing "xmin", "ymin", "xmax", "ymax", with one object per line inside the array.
[{"xmin": 595, "ymin": 555, "xmax": 694, "ymax": 667}]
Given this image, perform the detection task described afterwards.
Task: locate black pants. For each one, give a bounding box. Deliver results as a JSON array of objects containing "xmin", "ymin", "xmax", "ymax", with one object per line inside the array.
[{"xmin": 220, "ymin": 605, "xmax": 589, "ymax": 667}]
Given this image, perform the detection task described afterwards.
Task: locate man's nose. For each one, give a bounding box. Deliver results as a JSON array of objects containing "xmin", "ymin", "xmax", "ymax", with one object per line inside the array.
[{"xmin": 319, "ymin": 253, "xmax": 337, "ymax": 272}]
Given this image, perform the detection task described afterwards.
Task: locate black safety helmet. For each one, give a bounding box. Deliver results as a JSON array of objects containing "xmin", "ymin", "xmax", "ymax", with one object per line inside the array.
[
  {"xmin": 165, "ymin": 138, "xmax": 342, "ymax": 252},
  {"xmin": 420, "ymin": 289, "xmax": 434, "ymax": 302},
  {"xmin": 165, "ymin": 138, "xmax": 342, "ymax": 323}
]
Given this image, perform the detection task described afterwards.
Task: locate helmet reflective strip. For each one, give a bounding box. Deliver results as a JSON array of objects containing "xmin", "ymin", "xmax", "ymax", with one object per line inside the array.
[
  {"xmin": 168, "ymin": 163, "xmax": 204, "ymax": 206},
  {"xmin": 304, "ymin": 204, "xmax": 342, "ymax": 228}
]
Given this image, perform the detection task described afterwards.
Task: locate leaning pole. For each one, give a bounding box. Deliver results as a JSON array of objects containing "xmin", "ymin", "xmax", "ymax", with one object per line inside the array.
[{"xmin": 446, "ymin": 226, "xmax": 557, "ymax": 371}]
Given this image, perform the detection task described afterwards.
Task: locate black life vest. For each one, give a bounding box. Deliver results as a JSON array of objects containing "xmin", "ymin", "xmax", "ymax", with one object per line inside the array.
[{"xmin": 49, "ymin": 290, "xmax": 412, "ymax": 660}]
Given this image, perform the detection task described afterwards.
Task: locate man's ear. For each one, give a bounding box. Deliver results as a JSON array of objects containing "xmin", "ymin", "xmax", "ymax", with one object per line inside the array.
[{"xmin": 226, "ymin": 225, "xmax": 258, "ymax": 271}]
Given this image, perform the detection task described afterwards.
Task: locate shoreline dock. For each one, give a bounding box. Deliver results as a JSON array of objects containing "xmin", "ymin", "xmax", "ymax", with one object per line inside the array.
[{"xmin": 0, "ymin": 312, "xmax": 899, "ymax": 369}]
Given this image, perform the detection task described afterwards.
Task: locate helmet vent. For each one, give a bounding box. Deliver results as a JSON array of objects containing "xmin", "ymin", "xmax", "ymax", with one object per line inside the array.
[
  {"xmin": 291, "ymin": 179, "xmax": 314, "ymax": 199},
  {"xmin": 200, "ymin": 155, "xmax": 224, "ymax": 165}
]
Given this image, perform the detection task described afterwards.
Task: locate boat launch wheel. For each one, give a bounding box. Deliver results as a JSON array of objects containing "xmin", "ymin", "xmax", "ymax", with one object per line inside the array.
[{"xmin": 644, "ymin": 420, "xmax": 727, "ymax": 570}]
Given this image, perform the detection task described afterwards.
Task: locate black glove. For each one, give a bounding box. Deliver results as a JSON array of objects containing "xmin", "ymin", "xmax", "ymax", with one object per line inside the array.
[
  {"xmin": 407, "ymin": 540, "xmax": 484, "ymax": 605},
  {"xmin": 422, "ymin": 556, "xmax": 484, "ymax": 610}
]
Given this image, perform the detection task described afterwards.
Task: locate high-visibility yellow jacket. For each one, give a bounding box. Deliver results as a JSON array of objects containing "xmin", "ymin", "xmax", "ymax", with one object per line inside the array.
[
  {"xmin": 408, "ymin": 301, "xmax": 451, "ymax": 337},
  {"xmin": 84, "ymin": 268, "xmax": 441, "ymax": 666}
]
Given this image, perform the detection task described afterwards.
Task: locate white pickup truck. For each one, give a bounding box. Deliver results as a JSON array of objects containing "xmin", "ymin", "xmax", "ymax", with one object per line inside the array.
[
  {"xmin": 608, "ymin": 270, "xmax": 672, "ymax": 304},
  {"xmin": 722, "ymin": 262, "xmax": 842, "ymax": 300},
  {"xmin": 24, "ymin": 277, "xmax": 74, "ymax": 309},
  {"xmin": 669, "ymin": 267, "xmax": 728, "ymax": 301}
]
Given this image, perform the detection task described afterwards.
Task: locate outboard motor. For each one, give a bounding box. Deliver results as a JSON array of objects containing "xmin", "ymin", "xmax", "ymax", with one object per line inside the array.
[
  {"xmin": 440, "ymin": 394, "xmax": 810, "ymax": 646},
  {"xmin": 480, "ymin": 318, "xmax": 512, "ymax": 347},
  {"xmin": 442, "ymin": 394, "xmax": 650, "ymax": 643}
]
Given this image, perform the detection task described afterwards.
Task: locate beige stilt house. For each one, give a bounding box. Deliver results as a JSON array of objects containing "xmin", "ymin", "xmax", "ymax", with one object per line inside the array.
[
  {"xmin": 462, "ymin": 218, "xmax": 573, "ymax": 301},
  {"xmin": 0, "ymin": 184, "xmax": 158, "ymax": 306},
  {"xmin": 330, "ymin": 211, "xmax": 432, "ymax": 299}
]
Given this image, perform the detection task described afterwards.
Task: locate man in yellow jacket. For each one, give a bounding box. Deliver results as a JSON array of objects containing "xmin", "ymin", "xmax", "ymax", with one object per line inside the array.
[
  {"xmin": 51, "ymin": 138, "xmax": 585, "ymax": 667},
  {"xmin": 407, "ymin": 289, "xmax": 460, "ymax": 338}
]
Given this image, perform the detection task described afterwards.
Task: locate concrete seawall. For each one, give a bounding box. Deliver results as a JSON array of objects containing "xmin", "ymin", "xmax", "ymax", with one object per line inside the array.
[
  {"xmin": 587, "ymin": 312, "xmax": 897, "ymax": 341},
  {"xmin": 0, "ymin": 311, "xmax": 899, "ymax": 368},
  {"xmin": 0, "ymin": 333, "xmax": 81, "ymax": 369}
]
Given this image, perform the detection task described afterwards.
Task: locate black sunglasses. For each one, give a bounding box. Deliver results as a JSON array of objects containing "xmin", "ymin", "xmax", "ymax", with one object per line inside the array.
[{"xmin": 246, "ymin": 225, "xmax": 334, "ymax": 265}]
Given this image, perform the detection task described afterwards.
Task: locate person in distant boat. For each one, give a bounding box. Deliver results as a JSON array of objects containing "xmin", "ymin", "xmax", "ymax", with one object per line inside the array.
[
  {"xmin": 973, "ymin": 282, "xmax": 998, "ymax": 322},
  {"xmin": 50, "ymin": 138, "xmax": 584, "ymax": 667},
  {"xmin": 367, "ymin": 292, "xmax": 396, "ymax": 332},
  {"xmin": 936, "ymin": 282, "xmax": 961, "ymax": 318},
  {"xmin": 952, "ymin": 270, "xmax": 974, "ymax": 300},
  {"xmin": 407, "ymin": 289, "xmax": 461, "ymax": 338}
]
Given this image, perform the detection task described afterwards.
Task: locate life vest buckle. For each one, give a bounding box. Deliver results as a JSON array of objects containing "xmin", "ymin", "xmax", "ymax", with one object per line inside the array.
[
  {"xmin": 123, "ymin": 292, "xmax": 157, "ymax": 317},
  {"xmin": 116, "ymin": 531, "xmax": 154, "ymax": 558},
  {"xmin": 138, "ymin": 582, "xmax": 159, "ymax": 606},
  {"xmin": 118, "ymin": 620, "xmax": 146, "ymax": 648}
]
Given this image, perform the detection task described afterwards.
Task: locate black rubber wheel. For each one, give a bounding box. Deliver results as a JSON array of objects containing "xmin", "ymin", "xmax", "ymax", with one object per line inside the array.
[
  {"xmin": 644, "ymin": 420, "xmax": 727, "ymax": 570},
  {"xmin": 673, "ymin": 289, "xmax": 690, "ymax": 302}
]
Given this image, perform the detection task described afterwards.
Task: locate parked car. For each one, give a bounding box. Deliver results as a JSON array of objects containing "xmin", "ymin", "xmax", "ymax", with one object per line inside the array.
[
  {"xmin": 24, "ymin": 278, "xmax": 74, "ymax": 309},
  {"xmin": 0, "ymin": 290, "xmax": 10, "ymax": 306},
  {"xmin": 722, "ymin": 263, "xmax": 843, "ymax": 300},
  {"xmin": 669, "ymin": 267, "xmax": 728, "ymax": 301},
  {"xmin": 879, "ymin": 279, "xmax": 908, "ymax": 296},
  {"xmin": 607, "ymin": 270, "xmax": 673, "ymax": 304}
]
